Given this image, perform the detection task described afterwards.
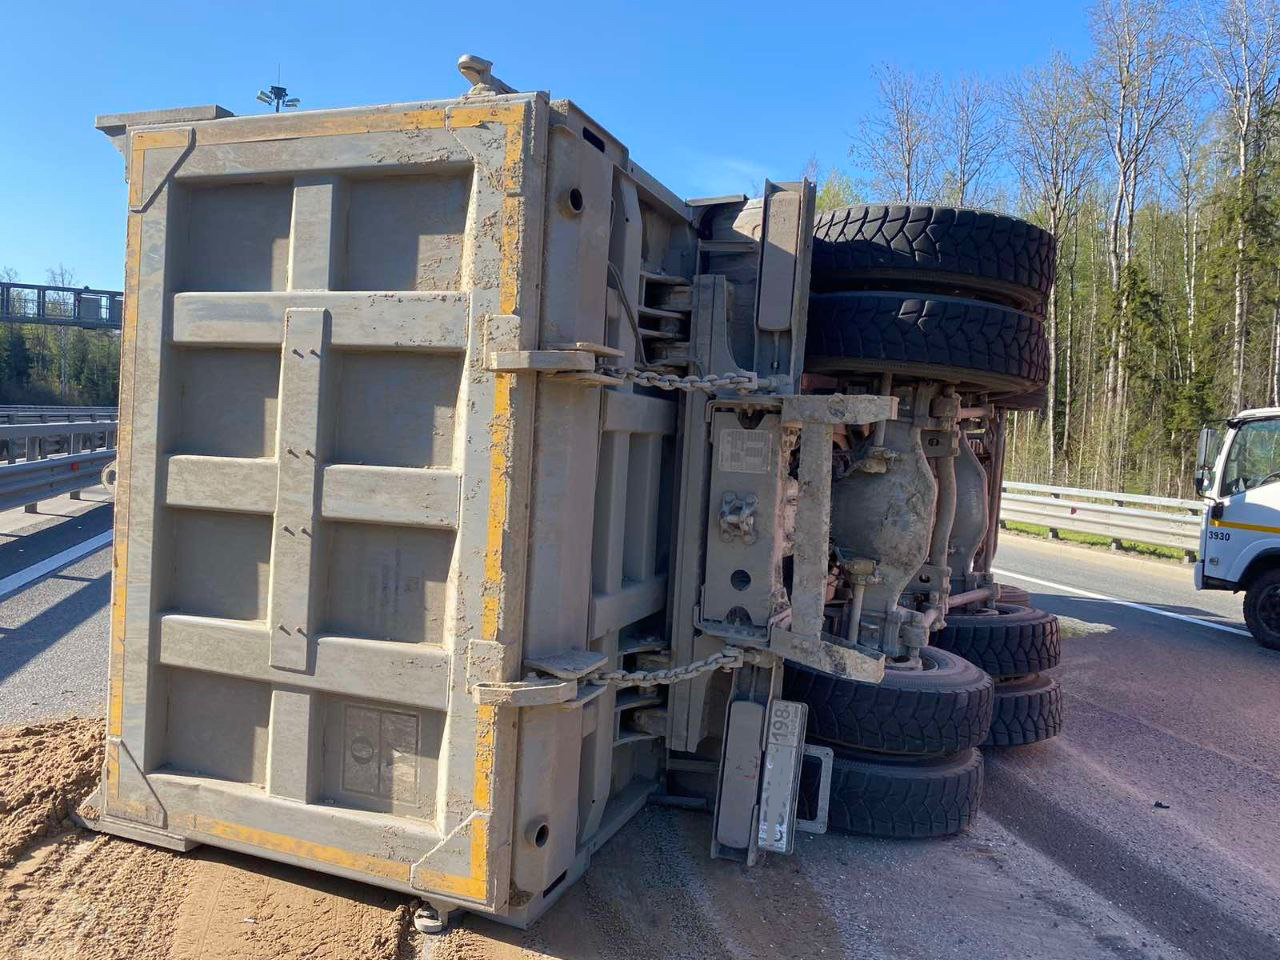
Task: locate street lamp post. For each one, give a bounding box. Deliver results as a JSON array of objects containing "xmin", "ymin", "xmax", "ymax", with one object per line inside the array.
[{"xmin": 256, "ymin": 85, "xmax": 301, "ymax": 113}]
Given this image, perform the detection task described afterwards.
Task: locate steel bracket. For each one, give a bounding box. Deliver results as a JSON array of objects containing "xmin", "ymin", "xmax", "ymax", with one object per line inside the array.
[
  {"xmin": 795, "ymin": 744, "xmax": 833, "ymax": 835},
  {"xmin": 911, "ymin": 561, "xmax": 950, "ymax": 600},
  {"xmin": 471, "ymin": 676, "xmax": 577, "ymax": 707},
  {"xmin": 768, "ymin": 624, "xmax": 886, "ymax": 683},
  {"xmin": 487, "ymin": 341, "xmax": 626, "ymax": 386},
  {"xmin": 780, "ymin": 393, "xmax": 898, "ymax": 426},
  {"xmin": 522, "ymin": 649, "xmax": 609, "ymax": 680},
  {"xmin": 486, "ymin": 349, "xmax": 595, "ymax": 373},
  {"xmin": 921, "ymin": 429, "xmax": 960, "ymax": 458}
]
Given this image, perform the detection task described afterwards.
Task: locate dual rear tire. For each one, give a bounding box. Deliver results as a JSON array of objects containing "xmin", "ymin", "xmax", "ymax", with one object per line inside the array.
[
  {"xmin": 784, "ymin": 646, "xmax": 992, "ymax": 756},
  {"xmin": 936, "ymin": 604, "xmax": 1064, "ymax": 748},
  {"xmin": 811, "ymin": 204, "xmax": 1056, "ymax": 314},
  {"xmin": 986, "ymin": 673, "xmax": 1063, "ymax": 747},
  {"xmin": 807, "ymin": 204, "xmax": 1055, "ymax": 397},
  {"xmin": 785, "ymin": 647, "xmax": 991, "ymax": 839},
  {"xmin": 799, "ymin": 748, "xmax": 984, "ymax": 840},
  {"xmin": 791, "ymin": 206, "xmax": 1060, "ymax": 839},
  {"xmin": 786, "ymin": 604, "xmax": 1065, "ymax": 838}
]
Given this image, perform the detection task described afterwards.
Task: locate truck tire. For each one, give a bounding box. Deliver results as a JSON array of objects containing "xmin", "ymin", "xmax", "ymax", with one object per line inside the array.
[
  {"xmin": 799, "ymin": 747, "xmax": 984, "ymax": 839},
  {"xmin": 996, "ymin": 583, "xmax": 1031, "ymax": 607},
  {"xmin": 934, "ymin": 604, "xmax": 1060, "ymax": 676},
  {"xmin": 1242, "ymin": 567, "xmax": 1280, "ymax": 651},
  {"xmin": 811, "ymin": 204, "xmax": 1055, "ymax": 315},
  {"xmin": 783, "ymin": 646, "xmax": 993, "ymax": 756},
  {"xmin": 805, "ymin": 291, "xmax": 1050, "ymax": 393},
  {"xmin": 985, "ymin": 673, "xmax": 1063, "ymax": 747}
]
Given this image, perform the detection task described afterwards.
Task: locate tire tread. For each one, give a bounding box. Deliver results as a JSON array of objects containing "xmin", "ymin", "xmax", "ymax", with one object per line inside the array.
[
  {"xmin": 935, "ymin": 605, "xmax": 1061, "ymax": 675},
  {"xmin": 985, "ymin": 674, "xmax": 1063, "ymax": 747},
  {"xmin": 784, "ymin": 653, "xmax": 994, "ymax": 755},
  {"xmin": 812, "ymin": 204, "xmax": 1056, "ymax": 305},
  {"xmin": 806, "ymin": 292, "xmax": 1050, "ymax": 389},
  {"xmin": 801, "ymin": 748, "xmax": 984, "ymax": 839}
]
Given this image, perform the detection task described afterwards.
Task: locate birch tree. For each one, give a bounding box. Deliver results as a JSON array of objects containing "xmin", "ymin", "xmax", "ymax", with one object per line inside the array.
[
  {"xmin": 1007, "ymin": 54, "xmax": 1099, "ymax": 477},
  {"xmin": 1162, "ymin": 106, "xmax": 1208, "ymax": 378},
  {"xmin": 1079, "ymin": 0, "xmax": 1189, "ymax": 482},
  {"xmin": 855, "ymin": 63, "xmax": 940, "ymax": 203},
  {"xmin": 1083, "ymin": 0, "xmax": 1188, "ymax": 288},
  {"xmin": 1195, "ymin": 0, "xmax": 1280, "ymax": 410},
  {"xmin": 941, "ymin": 74, "xmax": 1003, "ymax": 207}
]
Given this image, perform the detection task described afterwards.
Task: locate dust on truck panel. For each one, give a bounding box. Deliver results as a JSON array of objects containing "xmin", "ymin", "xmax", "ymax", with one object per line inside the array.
[{"xmin": 88, "ymin": 60, "xmax": 699, "ymax": 926}]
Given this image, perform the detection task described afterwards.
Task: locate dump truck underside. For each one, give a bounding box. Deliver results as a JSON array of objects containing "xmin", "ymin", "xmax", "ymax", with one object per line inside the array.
[{"xmin": 88, "ymin": 56, "xmax": 1056, "ymax": 929}]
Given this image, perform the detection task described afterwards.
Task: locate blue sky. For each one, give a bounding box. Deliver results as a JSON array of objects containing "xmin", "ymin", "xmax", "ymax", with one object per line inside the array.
[{"xmin": 0, "ymin": 1, "xmax": 1092, "ymax": 291}]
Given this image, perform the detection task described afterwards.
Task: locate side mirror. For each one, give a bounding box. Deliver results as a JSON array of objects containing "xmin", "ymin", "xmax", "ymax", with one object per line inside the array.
[
  {"xmin": 1196, "ymin": 426, "xmax": 1217, "ymax": 467},
  {"xmin": 1195, "ymin": 426, "xmax": 1218, "ymax": 497}
]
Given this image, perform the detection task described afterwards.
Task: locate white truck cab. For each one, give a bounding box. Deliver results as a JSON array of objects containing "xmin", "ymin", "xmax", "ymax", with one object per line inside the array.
[{"xmin": 1195, "ymin": 407, "xmax": 1280, "ymax": 649}]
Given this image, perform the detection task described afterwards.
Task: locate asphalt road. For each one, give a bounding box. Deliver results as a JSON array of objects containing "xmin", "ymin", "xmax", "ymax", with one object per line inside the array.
[
  {"xmin": 1, "ymin": 509, "xmax": 1277, "ymax": 960},
  {"xmin": 0, "ymin": 492, "xmax": 112, "ymax": 724},
  {"xmin": 980, "ymin": 535, "xmax": 1280, "ymax": 960},
  {"xmin": 743, "ymin": 532, "xmax": 1278, "ymax": 960}
]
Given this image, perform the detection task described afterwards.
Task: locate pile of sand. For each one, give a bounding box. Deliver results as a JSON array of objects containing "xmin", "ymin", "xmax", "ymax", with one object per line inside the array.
[
  {"xmin": 0, "ymin": 717, "xmax": 415, "ymax": 960},
  {"xmin": 0, "ymin": 717, "xmax": 822, "ymax": 959},
  {"xmin": 0, "ymin": 717, "xmax": 103, "ymax": 867}
]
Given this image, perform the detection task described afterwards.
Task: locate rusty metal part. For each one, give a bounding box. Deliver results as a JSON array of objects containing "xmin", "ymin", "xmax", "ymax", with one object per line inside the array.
[{"xmin": 947, "ymin": 585, "xmax": 997, "ymax": 610}]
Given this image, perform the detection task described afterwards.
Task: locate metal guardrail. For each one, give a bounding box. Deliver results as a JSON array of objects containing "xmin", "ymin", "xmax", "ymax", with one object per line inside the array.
[
  {"xmin": 999, "ymin": 481, "xmax": 1203, "ymax": 557},
  {"xmin": 0, "ymin": 419, "xmax": 118, "ymax": 513},
  {"xmin": 0, "ymin": 450, "xmax": 116, "ymax": 513},
  {"xmin": 0, "ymin": 421, "xmax": 118, "ymax": 445},
  {"xmin": 0, "ymin": 405, "xmax": 117, "ymax": 424}
]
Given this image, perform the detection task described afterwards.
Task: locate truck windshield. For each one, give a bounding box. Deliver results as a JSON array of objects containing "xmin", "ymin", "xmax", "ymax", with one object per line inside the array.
[{"xmin": 1222, "ymin": 418, "xmax": 1280, "ymax": 495}]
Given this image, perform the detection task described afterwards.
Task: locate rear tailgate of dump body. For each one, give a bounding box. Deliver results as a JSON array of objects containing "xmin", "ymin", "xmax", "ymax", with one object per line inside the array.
[
  {"xmin": 90, "ymin": 72, "xmax": 892, "ymax": 926},
  {"xmin": 91, "ymin": 92, "xmax": 659, "ymax": 921}
]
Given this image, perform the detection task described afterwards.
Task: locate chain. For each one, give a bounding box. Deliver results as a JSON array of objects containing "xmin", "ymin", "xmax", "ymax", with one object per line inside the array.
[
  {"xmin": 592, "ymin": 645, "xmax": 744, "ymax": 689},
  {"xmin": 600, "ymin": 366, "xmax": 761, "ymax": 394}
]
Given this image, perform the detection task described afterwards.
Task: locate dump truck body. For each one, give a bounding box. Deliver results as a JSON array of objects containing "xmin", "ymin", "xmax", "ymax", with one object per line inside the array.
[{"xmin": 90, "ymin": 64, "xmax": 895, "ymax": 925}]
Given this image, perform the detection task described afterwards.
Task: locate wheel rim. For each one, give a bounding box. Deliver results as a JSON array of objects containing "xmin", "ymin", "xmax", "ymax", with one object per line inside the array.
[{"xmin": 1257, "ymin": 584, "xmax": 1280, "ymax": 636}]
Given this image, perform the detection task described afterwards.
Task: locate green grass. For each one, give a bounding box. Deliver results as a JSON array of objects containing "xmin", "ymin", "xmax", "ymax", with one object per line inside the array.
[{"xmin": 1001, "ymin": 520, "xmax": 1191, "ymax": 563}]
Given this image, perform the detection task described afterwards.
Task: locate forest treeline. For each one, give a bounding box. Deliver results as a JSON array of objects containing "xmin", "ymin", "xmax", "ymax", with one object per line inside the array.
[
  {"xmin": 806, "ymin": 0, "xmax": 1280, "ymax": 498},
  {"xmin": 0, "ymin": 267, "xmax": 120, "ymax": 407}
]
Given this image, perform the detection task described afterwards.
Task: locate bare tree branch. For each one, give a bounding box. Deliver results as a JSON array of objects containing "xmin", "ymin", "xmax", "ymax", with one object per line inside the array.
[
  {"xmin": 854, "ymin": 63, "xmax": 941, "ymax": 203},
  {"xmin": 941, "ymin": 73, "xmax": 1003, "ymax": 207}
]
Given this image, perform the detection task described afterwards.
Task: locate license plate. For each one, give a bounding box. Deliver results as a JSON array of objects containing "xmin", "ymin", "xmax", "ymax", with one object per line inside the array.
[{"xmin": 756, "ymin": 699, "xmax": 807, "ymax": 854}]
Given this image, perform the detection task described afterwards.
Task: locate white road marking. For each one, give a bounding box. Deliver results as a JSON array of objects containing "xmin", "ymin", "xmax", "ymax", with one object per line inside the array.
[
  {"xmin": 992, "ymin": 567, "xmax": 1254, "ymax": 639},
  {"xmin": 0, "ymin": 530, "xmax": 114, "ymax": 601}
]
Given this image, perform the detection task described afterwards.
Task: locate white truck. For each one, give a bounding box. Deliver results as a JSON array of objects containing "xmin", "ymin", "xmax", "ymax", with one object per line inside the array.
[{"xmin": 1195, "ymin": 408, "xmax": 1280, "ymax": 649}]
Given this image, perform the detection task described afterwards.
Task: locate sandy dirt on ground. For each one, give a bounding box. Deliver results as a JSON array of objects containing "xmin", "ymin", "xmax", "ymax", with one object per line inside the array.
[
  {"xmin": 0, "ymin": 717, "xmax": 834, "ymax": 960},
  {"xmin": 0, "ymin": 718, "xmax": 415, "ymax": 960},
  {"xmin": 430, "ymin": 803, "xmax": 844, "ymax": 960}
]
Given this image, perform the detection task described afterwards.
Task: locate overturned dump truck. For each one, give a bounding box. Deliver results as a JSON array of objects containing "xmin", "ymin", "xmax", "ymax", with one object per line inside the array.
[{"xmin": 86, "ymin": 55, "xmax": 1058, "ymax": 931}]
